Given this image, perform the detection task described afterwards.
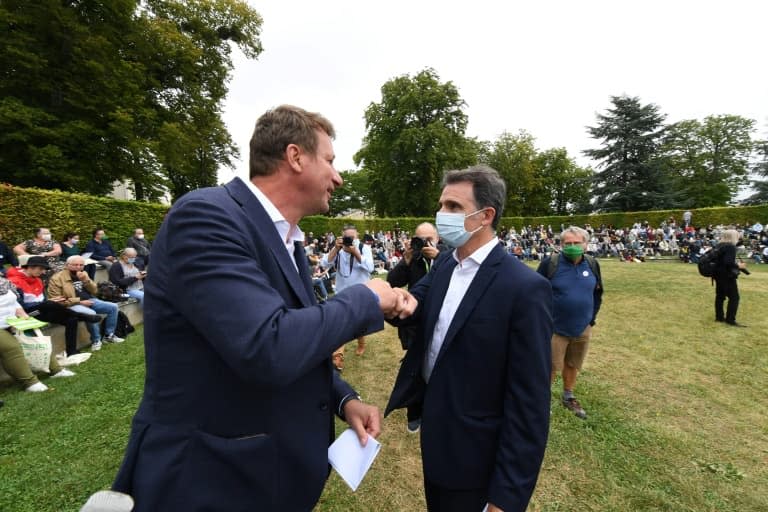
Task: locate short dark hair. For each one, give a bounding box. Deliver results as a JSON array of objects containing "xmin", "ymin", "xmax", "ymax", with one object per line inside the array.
[
  {"xmin": 93, "ymin": 227, "xmax": 104, "ymax": 237},
  {"xmin": 63, "ymin": 232, "xmax": 77, "ymax": 241},
  {"xmin": 442, "ymin": 165, "xmax": 506, "ymax": 229},
  {"xmin": 249, "ymin": 105, "xmax": 335, "ymax": 178}
]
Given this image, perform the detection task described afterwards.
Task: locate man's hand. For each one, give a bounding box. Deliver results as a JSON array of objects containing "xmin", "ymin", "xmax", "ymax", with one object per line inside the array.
[
  {"xmin": 80, "ymin": 299, "xmax": 94, "ymax": 307},
  {"xmin": 421, "ymin": 244, "xmax": 439, "ymax": 260},
  {"xmin": 402, "ymin": 239, "xmax": 414, "ymax": 265},
  {"xmin": 106, "ymin": 256, "xmax": 116, "ymax": 262},
  {"xmin": 343, "ymin": 399, "xmax": 381, "ymax": 446},
  {"xmin": 487, "ymin": 504, "xmax": 503, "ymax": 512},
  {"xmin": 365, "ymin": 279, "xmax": 401, "ymax": 318},
  {"xmin": 50, "ymin": 296, "xmax": 66, "ymax": 303},
  {"xmin": 76, "ymin": 271, "xmax": 89, "ymax": 281},
  {"xmin": 391, "ymin": 288, "xmax": 418, "ymax": 319}
]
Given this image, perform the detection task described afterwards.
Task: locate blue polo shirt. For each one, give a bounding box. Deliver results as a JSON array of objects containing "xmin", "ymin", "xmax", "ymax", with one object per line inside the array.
[{"xmin": 550, "ymin": 256, "xmax": 596, "ymax": 337}]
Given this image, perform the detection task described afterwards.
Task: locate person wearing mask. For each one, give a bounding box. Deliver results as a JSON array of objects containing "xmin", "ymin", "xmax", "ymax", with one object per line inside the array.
[
  {"xmin": 109, "ymin": 248, "xmax": 145, "ymax": 305},
  {"xmin": 713, "ymin": 229, "xmax": 748, "ymax": 327},
  {"xmin": 60, "ymin": 232, "xmax": 82, "ymax": 261},
  {"xmin": 387, "ymin": 166, "xmax": 552, "ymax": 512},
  {"xmin": 126, "ymin": 228, "xmax": 151, "ymax": 268},
  {"xmin": 321, "ymin": 225, "xmax": 375, "ymax": 362},
  {"xmin": 85, "ymin": 228, "xmax": 116, "ymax": 273},
  {"xmin": 13, "ymin": 227, "xmax": 64, "ymax": 280},
  {"xmin": 537, "ymin": 226, "xmax": 603, "ymax": 419},
  {"xmin": 387, "ymin": 222, "xmax": 441, "ymax": 433},
  {"xmin": 48, "ymin": 255, "xmax": 124, "ymax": 351},
  {"xmin": 0, "ymin": 276, "xmax": 75, "ymax": 392}
]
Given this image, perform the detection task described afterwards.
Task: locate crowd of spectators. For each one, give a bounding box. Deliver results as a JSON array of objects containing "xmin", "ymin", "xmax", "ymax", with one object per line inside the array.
[{"xmin": 0, "ymin": 226, "xmax": 152, "ymax": 393}]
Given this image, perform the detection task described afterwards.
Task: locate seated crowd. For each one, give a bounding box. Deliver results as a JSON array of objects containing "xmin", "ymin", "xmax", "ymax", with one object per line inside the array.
[{"xmin": 0, "ymin": 226, "xmax": 151, "ymax": 393}]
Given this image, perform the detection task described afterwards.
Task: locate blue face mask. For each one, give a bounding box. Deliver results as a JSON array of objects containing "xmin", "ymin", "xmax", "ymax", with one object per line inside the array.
[
  {"xmin": 435, "ymin": 209, "xmax": 485, "ymax": 248},
  {"xmin": 127, "ymin": 258, "xmax": 136, "ymax": 264}
]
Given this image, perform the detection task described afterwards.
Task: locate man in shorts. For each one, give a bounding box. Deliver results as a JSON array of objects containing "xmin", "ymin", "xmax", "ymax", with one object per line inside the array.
[{"xmin": 537, "ymin": 226, "xmax": 603, "ymax": 419}]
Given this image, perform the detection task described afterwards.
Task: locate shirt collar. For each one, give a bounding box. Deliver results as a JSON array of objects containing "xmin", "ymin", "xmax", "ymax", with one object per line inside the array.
[
  {"xmin": 452, "ymin": 237, "xmax": 499, "ymax": 268},
  {"xmin": 245, "ymin": 179, "xmax": 304, "ymax": 245}
]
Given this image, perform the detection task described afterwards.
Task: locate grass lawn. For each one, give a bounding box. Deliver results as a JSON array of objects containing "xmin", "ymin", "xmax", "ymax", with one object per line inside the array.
[{"xmin": 1, "ymin": 260, "xmax": 766, "ymax": 511}]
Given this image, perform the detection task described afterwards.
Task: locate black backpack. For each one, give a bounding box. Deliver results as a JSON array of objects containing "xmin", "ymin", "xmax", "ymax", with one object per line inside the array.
[
  {"xmin": 697, "ymin": 246, "xmax": 721, "ymax": 277},
  {"xmin": 100, "ymin": 310, "xmax": 135, "ymax": 338}
]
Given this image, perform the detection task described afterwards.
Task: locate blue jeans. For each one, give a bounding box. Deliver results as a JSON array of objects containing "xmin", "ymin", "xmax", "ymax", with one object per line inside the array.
[
  {"xmin": 70, "ymin": 299, "xmax": 118, "ymax": 343},
  {"xmin": 126, "ymin": 289, "xmax": 144, "ymax": 306}
]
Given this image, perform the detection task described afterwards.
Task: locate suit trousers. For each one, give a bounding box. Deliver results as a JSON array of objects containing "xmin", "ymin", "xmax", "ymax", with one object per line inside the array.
[{"xmin": 424, "ymin": 477, "xmax": 487, "ymax": 512}]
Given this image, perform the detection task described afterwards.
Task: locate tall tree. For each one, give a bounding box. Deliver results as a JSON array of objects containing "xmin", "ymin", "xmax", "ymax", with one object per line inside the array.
[
  {"xmin": 328, "ymin": 169, "xmax": 372, "ymax": 217},
  {"xmin": 0, "ymin": 0, "xmax": 262, "ymax": 201},
  {"xmin": 662, "ymin": 115, "xmax": 755, "ymax": 207},
  {"xmin": 584, "ymin": 95, "xmax": 670, "ymax": 212},
  {"xmin": 482, "ymin": 131, "xmax": 540, "ymax": 216},
  {"xmin": 535, "ymin": 148, "xmax": 593, "ymax": 215},
  {"xmin": 745, "ymin": 133, "xmax": 768, "ymax": 204},
  {"xmin": 354, "ymin": 68, "xmax": 478, "ymax": 217}
]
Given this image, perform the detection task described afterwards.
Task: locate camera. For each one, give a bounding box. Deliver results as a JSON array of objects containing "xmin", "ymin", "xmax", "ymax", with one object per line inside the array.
[
  {"xmin": 410, "ymin": 237, "xmax": 425, "ymax": 253},
  {"xmin": 342, "ymin": 236, "xmax": 354, "ymax": 247}
]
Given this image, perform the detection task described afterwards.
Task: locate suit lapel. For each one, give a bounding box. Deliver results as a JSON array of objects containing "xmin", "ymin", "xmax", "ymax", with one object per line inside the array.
[
  {"xmin": 432, "ymin": 244, "xmax": 504, "ymax": 367},
  {"xmin": 224, "ymin": 178, "xmax": 313, "ymax": 307}
]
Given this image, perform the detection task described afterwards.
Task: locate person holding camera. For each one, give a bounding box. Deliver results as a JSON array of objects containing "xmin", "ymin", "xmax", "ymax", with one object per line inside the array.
[
  {"xmin": 387, "ymin": 222, "xmax": 440, "ymax": 433},
  {"xmin": 322, "ymin": 224, "xmax": 375, "ymax": 361},
  {"xmin": 713, "ymin": 229, "xmax": 748, "ymax": 327}
]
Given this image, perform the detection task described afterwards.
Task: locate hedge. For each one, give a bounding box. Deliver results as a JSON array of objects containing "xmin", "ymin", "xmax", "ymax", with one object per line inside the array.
[{"xmin": 2, "ymin": 184, "xmax": 767, "ymax": 249}]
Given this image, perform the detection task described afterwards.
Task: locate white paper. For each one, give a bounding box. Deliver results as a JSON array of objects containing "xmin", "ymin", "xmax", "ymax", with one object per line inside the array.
[{"xmin": 327, "ymin": 428, "xmax": 381, "ymax": 491}]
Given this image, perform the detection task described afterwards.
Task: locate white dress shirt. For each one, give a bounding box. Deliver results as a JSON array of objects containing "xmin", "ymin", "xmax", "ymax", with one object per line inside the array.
[
  {"xmin": 423, "ymin": 237, "xmax": 499, "ymax": 382},
  {"xmin": 320, "ymin": 241, "xmax": 374, "ymax": 292},
  {"xmin": 244, "ymin": 179, "xmax": 305, "ymax": 271}
]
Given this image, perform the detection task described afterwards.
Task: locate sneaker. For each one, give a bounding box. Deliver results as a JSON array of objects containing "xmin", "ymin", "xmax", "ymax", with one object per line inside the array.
[
  {"xmin": 52, "ymin": 368, "xmax": 76, "ymax": 378},
  {"xmin": 104, "ymin": 333, "xmax": 124, "ymax": 343},
  {"xmin": 407, "ymin": 419, "xmax": 421, "ymax": 433},
  {"xmin": 25, "ymin": 382, "xmax": 49, "ymax": 392},
  {"xmin": 562, "ymin": 397, "xmax": 587, "ymax": 419},
  {"xmin": 91, "ymin": 341, "xmax": 103, "ymax": 351}
]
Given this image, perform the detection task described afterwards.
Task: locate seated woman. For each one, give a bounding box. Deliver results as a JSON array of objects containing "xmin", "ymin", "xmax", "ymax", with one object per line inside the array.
[
  {"xmin": 6, "ymin": 256, "xmax": 101, "ymax": 356},
  {"xmin": 0, "ymin": 276, "xmax": 75, "ymax": 392},
  {"xmin": 108, "ymin": 248, "xmax": 145, "ymax": 305},
  {"xmin": 13, "ymin": 227, "xmax": 65, "ymax": 282}
]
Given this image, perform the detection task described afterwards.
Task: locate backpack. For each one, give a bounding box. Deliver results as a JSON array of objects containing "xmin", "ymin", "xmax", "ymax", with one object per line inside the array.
[
  {"xmin": 697, "ymin": 246, "xmax": 721, "ymax": 277},
  {"xmin": 546, "ymin": 252, "xmax": 602, "ymax": 289},
  {"xmin": 100, "ymin": 310, "xmax": 135, "ymax": 338},
  {"xmin": 97, "ymin": 281, "xmax": 127, "ymax": 302}
]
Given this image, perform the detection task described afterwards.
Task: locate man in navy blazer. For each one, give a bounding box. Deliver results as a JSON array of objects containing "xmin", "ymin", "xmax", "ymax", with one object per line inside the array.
[
  {"xmin": 386, "ymin": 166, "xmax": 553, "ymax": 512},
  {"xmin": 113, "ymin": 105, "xmax": 415, "ymax": 511}
]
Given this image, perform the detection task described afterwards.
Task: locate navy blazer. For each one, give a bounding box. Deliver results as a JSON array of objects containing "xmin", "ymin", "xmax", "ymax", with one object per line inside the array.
[
  {"xmin": 113, "ymin": 178, "xmax": 384, "ymax": 511},
  {"xmin": 386, "ymin": 243, "xmax": 553, "ymax": 511}
]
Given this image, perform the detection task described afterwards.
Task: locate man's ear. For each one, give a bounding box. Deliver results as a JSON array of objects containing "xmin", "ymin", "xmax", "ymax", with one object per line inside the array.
[
  {"xmin": 286, "ymin": 144, "xmax": 302, "ymax": 173},
  {"xmin": 483, "ymin": 207, "xmax": 496, "ymax": 226}
]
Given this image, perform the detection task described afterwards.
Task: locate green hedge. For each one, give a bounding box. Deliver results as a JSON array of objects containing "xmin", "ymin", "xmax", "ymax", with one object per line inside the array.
[
  {"xmin": 2, "ymin": 184, "xmax": 766, "ymax": 250},
  {"xmin": 0, "ymin": 183, "xmax": 168, "ymax": 249}
]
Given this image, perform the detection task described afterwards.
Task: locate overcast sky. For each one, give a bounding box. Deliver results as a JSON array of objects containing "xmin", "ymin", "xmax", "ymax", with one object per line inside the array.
[{"xmin": 220, "ymin": 0, "xmax": 768, "ymax": 184}]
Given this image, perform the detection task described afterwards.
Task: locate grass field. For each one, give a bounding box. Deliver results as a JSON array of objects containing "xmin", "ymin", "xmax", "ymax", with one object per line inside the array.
[{"xmin": 1, "ymin": 260, "xmax": 766, "ymax": 511}]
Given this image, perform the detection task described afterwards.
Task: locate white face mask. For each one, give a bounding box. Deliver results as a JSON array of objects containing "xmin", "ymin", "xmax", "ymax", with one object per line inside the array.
[
  {"xmin": 136, "ymin": 234, "xmax": 145, "ymax": 240},
  {"xmin": 41, "ymin": 234, "xmax": 51, "ymax": 241},
  {"xmin": 435, "ymin": 209, "xmax": 485, "ymax": 248}
]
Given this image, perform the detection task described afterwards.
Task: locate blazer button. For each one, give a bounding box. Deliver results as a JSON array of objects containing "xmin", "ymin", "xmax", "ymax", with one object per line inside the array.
[{"xmin": 319, "ymin": 403, "xmax": 328, "ymax": 411}]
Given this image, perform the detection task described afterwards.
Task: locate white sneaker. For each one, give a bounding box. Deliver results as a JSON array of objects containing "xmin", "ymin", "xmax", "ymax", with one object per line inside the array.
[
  {"xmin": 52, "ymin": 368, "xmax": 76, "ymax": 378},
  {"xmin": 91, "ymin": 341, "xmax": 103, "ymax": 351},
  {"xmin": 104, "ymin": 334, "xmax": 124, "ymax": 343},
  {"xmin": 25, "ymin": 382, "xmax": 49, "ymax": 392}
]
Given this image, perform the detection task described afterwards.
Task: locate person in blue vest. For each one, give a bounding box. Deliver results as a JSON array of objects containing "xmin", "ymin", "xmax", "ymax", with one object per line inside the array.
[{"xmin": 537, "ymin": 226, "xmax": 603, "ymax": 419}]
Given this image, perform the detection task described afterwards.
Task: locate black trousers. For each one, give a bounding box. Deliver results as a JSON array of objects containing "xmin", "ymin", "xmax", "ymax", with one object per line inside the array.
[
  {"xmin": 424, "ymin": 477, "xmax": 487, "ymax": 512},
  {"xmin": 714, "ymin": 277, "xmax": 739, "ymax": 323},
  {"xmin": 27, "ymin": 301, "xmax": 81, "ymax": 355}
]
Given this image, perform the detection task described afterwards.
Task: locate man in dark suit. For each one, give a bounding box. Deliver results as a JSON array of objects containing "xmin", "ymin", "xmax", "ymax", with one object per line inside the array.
[
  {"xmin": 386, "ymin": 165, "xmax": 553, "ymax": 512},
  {"xmin": 113, "ymin": 105, "xmax": 415, "ymax": 511}
]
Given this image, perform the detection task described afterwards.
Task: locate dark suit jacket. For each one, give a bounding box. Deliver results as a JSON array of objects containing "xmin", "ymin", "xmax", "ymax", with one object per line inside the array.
[
  {"xmin": 113, "ymin": 178, "xmax": 384, "ymax": 511},
  {"xmin": 386, "ymin": 243, "xmax": 553, "ymax": 512}
]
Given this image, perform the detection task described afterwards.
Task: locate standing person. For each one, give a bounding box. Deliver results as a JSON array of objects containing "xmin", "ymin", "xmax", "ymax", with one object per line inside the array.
[
  {"xmin": 537, "ymin": 226, "xmax": 603, "ymax": 420},
  {"xmin": 321, "ymin": 224, "xmax": 375, "ymax": 360},
  {"xmin": 387, "ymin": 166, "xmax": 552, "ymax": 512},
  {"xmin": 126, "ymin": 228, "xmax": 151, "ymax": 267},
  {"xmin": 387, "ymin": 222, "xmax": 441, "ymax": 433},
  {"xmin": 112, "ymin": 105, "xmax": 415, "ymax": 511},
  {"xmin": 714, "ymin": 229, "xmax": 747, "ymax": 327}
]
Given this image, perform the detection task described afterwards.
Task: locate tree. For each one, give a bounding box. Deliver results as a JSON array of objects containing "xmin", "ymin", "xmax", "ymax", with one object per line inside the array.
[
  {"xmin": 535, "ymin": 148, "xmax": 593, "ymax": 215},
  {"xmin": 328, "ymin": 169, "xmax": 372, "ymax": 217},
  {"xmin": 662, "ymin": 115, "xmax": 755, "ymax": 207},
  {"xmin": 584, "ymin": 95, "xmax": 671, "ymax": 212},
  {"xmin": 354, "ymin": 68, "xmax": 478, "ymax": 217},
  {"xmin": 744, "ymin": 134, "xmax": 768, "ymax": 204},
  {"xmin": 0, "ymin": 0, "xmax": 262, "ymax": 201}
]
